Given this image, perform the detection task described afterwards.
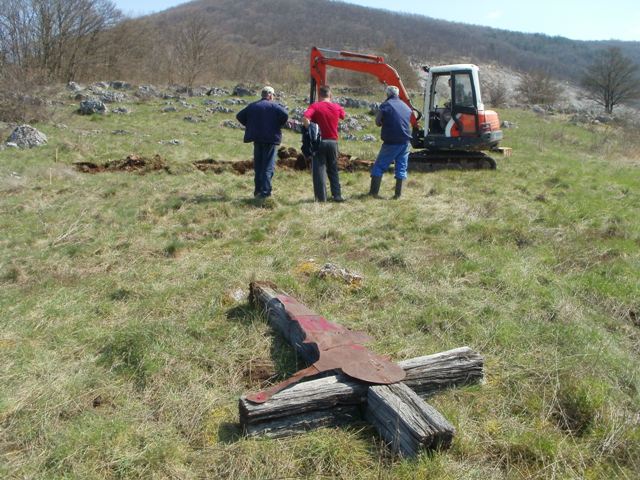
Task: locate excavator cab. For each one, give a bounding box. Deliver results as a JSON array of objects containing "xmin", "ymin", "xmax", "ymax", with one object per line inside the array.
[{"xmin": 418, "ymin": 65, "xmax": 503, "ymax": 151}]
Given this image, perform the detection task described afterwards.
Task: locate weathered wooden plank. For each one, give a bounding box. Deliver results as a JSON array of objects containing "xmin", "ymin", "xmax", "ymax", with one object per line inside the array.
[
  {"xmin": 250, "ymin": 282, "xmax": 318, "ymax": 363},
  {"xmin": 243, "ymin": 406, "xmax": 362, "ymax": 438},
  {"xmin": 239, "ymin": 374, "xmax": 368, "ymax": 424},
  {"xmin": 365, "ymin": 383, "xmax": 455, "ymax": 457},
  {"xmin": 240, "ymin": 347, "xmax": 482, "ymax": 424},
  {"xmin": 399, "ymin": 346, "xmax": 484, "ymax": 397}
]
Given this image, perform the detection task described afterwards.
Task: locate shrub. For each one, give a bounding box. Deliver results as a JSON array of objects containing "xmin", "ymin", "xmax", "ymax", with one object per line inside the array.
[
  {"xmin": 0, "ymin": 66, "xmax": 52, "ymax": 123},
  {"xmin": 516, "ymin": 71, "xmax": 562, "ymax": 106}
]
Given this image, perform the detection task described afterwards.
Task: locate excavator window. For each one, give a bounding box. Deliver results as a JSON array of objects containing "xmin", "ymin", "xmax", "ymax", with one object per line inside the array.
[
  {"xmin": 452, "ymin": 74, "xmax": 474, "ymax": 108},
  {"xmin": 433, "ymin": 75, "xmax": 452, "ymax": 109},
  {"xmin": 428, "ymin": 75, "xmax": 452, "ymax": 134}
]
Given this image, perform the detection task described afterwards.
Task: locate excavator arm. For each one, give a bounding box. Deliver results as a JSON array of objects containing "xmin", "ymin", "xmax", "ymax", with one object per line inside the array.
[{"xmin": 309, "ymin": 47, "xmax": 422, "ymax": 128}]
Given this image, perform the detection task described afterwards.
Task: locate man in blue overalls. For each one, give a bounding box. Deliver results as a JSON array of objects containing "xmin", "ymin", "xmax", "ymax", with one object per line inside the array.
[{"xmin": 369, "ymin": 85, "xmax": 412, "ymax": 199}]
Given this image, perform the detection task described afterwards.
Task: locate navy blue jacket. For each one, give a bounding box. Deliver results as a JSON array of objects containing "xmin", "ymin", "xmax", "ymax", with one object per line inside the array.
[
  {"xmin": 236, "ymin": 99, "xmax": 288, "ymax": 144},
  {"xmin": 377, "ymin": 96, "xmax": 412, "ymax": 144}
]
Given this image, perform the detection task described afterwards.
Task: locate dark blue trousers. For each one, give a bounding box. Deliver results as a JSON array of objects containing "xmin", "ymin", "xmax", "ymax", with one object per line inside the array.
[
  {"xmin": 312, "ymin": 140, "xmax": 341, "ymax": 201},
  {"xmin": 253, "ymin": 143, "xmax": 277, "ymax": 197}
]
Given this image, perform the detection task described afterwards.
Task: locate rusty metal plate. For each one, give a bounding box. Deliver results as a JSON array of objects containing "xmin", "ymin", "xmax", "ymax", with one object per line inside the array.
[
  {"xmin": 276, "ymin": 294, "xmax": 405, "ymax": 385},
  {"xmin": 311, "ymin": 345, "xmax": 405, "ymax": 384}
]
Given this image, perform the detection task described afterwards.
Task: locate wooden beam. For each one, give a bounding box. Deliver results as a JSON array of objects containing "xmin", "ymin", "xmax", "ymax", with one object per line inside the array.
[
  {"xmin": 365, "ymin": 383, "xmax": 455, "ymax": 456},
  {"xmin": 240, "ymin": 347, "xmax": 482, "ymax": 437},
  {"xmin": 243, "ymin": 405, "xmax": 361, "ymax": 438},
  {"xmin": 250, "ymin": 282, "xmax": 318, "ymax": 363}
]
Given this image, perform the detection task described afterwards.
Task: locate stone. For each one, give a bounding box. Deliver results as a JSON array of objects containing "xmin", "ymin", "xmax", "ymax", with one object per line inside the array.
[
  {"xmin": 339, "ymin": 117, "xmax": 364, "ymax": 133},
  {"xmin": 501, "ymin": 121, "xmax": 517, "ymax": 129},
  {"xmin": 162, "ymin": 106, "xmax": 178, "ymax": 113},
  {"xmin": 289, "ymin": 107, "xmax": 306, "ymax": 120},
  {"xmin": 110, "ymin": 81, "xmax": 131, "ymax": 90},
  {"xmin": 317, "ymin": 263, "xmax": 363, "ymax": 285},
  {"xmin": 232, "ymin": 85, "xmax": 256, "ymax": 97},
  {"xmin": 99, "ymin": 91, "xmax": 127, "ymax": 103},
  {"xmin": 531, "ymin": 105, "xmax": 546, "ymax": 115},
  {"xmin": 222, "ymin": 120, "xmax": 244, "ymax": 129},
  {"xmin": 6, "ymin": 125, "xmax": 48, "ymax": 148},
  {"xmin": 207, "ymin": 87, "xmax": 230, "ymax": 96},
  {"xmin": 224, "ymin": 98, "xmax": 248, "ymax": 106},
  {"xmin": 136, "ymin": 85, "xmax": 158, "ymax": 99},
  {"xmin": 362, "ymin": 134, "xmax": 377, "ymax": 142},
  {"xmin": 206, "ymin": 106, "xmax": 233, "ymax": 114},
  {"xmin": 336, "ymin": 97, "xmax": 373, "ymax": 109},
  {"xmin": 79, "ymin": 99, "xmax": 107, "ymax": 115},
  {"xmin": 67, "ymin": 81, "xmax": 82, "ymax": 92},
  {"xmin": 595, "ymin": 115, "xmax": 613, "ymax": 124},
  {"xmin": 112, "ymin": 107, "xmax": 130, "ymax": 114},
  {"xmin": 284, "ymin": 120, "xmax": 303, "ymax": 133}
]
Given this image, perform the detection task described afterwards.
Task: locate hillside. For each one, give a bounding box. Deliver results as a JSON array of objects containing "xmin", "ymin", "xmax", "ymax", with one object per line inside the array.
[{"xmin": 140, "ymin": 0, "xmax": 640, "ymax": 82}]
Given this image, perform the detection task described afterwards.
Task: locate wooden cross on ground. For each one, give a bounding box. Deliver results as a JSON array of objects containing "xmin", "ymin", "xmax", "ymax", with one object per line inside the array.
[{"xmin": 239, "ymin": 282, "xmax": 484, "ymax": 457}]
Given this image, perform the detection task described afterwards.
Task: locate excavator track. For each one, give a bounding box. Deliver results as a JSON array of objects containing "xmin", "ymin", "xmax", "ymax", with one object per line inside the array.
[{"xmin": 408, "ymin": 150, "xmax": 497, "ymax": 172}]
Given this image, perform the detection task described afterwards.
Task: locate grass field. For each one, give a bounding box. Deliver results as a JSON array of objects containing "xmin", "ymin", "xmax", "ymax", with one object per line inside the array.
[{"xmin": 1, "ymin": 87, "xmax": 639, "ymax": 479}]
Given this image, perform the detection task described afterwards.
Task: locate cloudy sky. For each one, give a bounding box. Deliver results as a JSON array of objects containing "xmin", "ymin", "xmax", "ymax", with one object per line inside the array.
[{"xmin": 113, "ymin": 0, "xmax": 640, "ymax": 42}]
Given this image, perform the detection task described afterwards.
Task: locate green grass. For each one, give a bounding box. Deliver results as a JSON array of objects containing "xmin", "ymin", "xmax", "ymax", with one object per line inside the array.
[{"xmin": 1, "ymin": 88, "xmax": 639, "ymax": 479}]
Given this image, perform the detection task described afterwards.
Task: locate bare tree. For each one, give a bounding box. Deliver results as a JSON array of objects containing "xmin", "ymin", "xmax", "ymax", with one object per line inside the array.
[
  {"xmin": 381, "ymin": 40, "xmax": 418, "ymax": 91},
  {"xmin": 0, "ymin": 0, "xmax": 122, "ymax": 81},
  {"xmin": 173, "ymin": 17, "xmax": 210, "ymax": 88},
  {"xmin": 485, "ymin": 78, "xmax": 509, "ymax": 108},
  {"xmin": 582, "ymin": 47, "xmax": 640, "ymax": 114},
  {"xmin": 516, "ymin": 70, "xmax": 562, "ymax": 105}
]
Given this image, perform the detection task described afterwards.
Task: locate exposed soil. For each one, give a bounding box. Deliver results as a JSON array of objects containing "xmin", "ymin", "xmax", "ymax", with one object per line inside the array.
[
  {"xmin": 194, "ymin": 146, "xmax": 373, "ymax": 174},
  {"xmin": 242, "ymin": 359, "xmax": 277, "ymax": 387},
  {"xmin": 74, "ymin": 154, "xmax": 169, "ymax": 174}
]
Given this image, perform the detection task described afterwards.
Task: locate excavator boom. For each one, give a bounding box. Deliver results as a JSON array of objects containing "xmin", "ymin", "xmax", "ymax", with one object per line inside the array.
[{"xmin": 310, "ymin": 47, "xmax": 421, "ymax": 127}]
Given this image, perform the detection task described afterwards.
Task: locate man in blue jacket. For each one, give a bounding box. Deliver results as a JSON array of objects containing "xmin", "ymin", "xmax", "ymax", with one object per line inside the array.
[
  {"xmin": 369, "ymin": 86, "xmax": 412, "ymax": 199},
  {"xmin": 236, "ymin": 86, "xmax": 288, "ymax": 200}
]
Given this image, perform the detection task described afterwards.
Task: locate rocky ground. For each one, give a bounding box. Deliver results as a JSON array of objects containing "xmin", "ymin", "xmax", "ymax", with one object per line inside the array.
[{"xmin": 3, "ymin": 69, "xmax": 638, "ymax": 154}]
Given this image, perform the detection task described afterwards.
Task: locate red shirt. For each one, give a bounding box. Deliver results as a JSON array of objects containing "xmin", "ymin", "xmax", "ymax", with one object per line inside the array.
[{"xmin": 303, "ymin": 101, "xmax": 345, "ymax": 140}]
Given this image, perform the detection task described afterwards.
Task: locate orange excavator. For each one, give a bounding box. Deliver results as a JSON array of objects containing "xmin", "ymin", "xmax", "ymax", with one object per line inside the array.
[{"xmin": 310, "ymin": 47, "xmax": 503, "ymax": 170}]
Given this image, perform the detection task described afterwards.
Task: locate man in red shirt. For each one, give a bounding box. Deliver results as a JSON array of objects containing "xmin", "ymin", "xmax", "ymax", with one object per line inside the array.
[{"xmin": 302, "ymin": 85, "xmax": 346, "ymax": 202}]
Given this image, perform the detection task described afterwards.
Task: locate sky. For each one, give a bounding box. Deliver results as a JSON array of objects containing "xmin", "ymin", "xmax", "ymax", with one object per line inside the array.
[{"xmin": 113, "ymin": 0, "xmax": 640, "ymax": 42}]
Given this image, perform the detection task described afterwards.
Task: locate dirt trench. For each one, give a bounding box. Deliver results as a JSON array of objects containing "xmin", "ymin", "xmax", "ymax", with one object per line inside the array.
[
  {"xmin": 74, "ymin": 154, "xmax": 169, "ymax": 174},
  {"xmin": 194, "ymin": 146, "xmax": 373, "ymax": 174}
]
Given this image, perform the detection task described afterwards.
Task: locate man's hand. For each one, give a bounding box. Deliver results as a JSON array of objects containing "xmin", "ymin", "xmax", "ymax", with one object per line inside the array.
[{"xmin": 302, "ymin": 117, "xmax": 310, "ymax": 127}]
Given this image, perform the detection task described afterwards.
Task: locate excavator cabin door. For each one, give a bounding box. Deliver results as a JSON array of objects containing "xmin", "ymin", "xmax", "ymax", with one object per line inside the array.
[{"xmin": 427, "ymin": 68, "xmax": 481, "ymax": 138}]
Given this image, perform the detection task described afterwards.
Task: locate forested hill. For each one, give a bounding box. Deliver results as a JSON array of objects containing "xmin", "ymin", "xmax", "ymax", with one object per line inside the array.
[{"xmin": 143, "ymin": 0, "xmax": 640, "ymax": 83}]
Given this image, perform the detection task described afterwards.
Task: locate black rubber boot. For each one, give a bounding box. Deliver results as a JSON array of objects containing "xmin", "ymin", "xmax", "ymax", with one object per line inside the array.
[
  {"xmin": 368, "ymin": 176, "xmax": 382, "ymax": 198},
  {"xmin": 393, "ymin": 179, "xmax": 403, "ymax": 199}
]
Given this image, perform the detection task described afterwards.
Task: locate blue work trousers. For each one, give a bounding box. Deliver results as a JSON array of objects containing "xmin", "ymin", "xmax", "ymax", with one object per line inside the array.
[
  {"xmin": 253, "ymin": 143, "xmax": 277, "ymax": 197},
  {"xmin": 312, "ymin": 140, "xmax": 341, "ymax": 201},
  {"xmin": 371, "ymin": 142, "xmax": 410, "ymax": 179}
]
